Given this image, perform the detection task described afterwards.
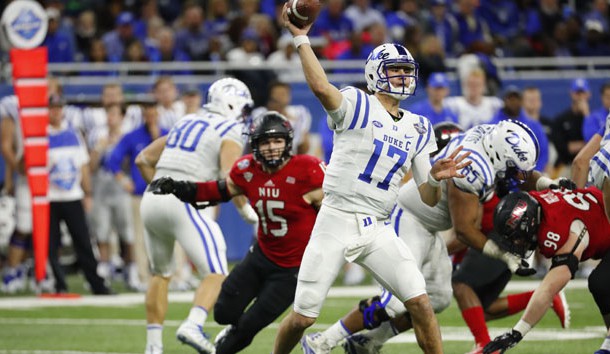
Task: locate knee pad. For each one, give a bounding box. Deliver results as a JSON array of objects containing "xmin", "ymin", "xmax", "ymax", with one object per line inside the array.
[
  {"xmin": 588, "ymin": 268, "xmax": 610, "ymax": 314},
  {"xmin": 359, "ymin": 296, "xmax": 390, "ymax": 329}
]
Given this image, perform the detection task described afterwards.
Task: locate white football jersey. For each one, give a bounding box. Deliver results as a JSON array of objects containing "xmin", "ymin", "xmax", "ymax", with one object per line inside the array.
[
  {"xmin": 154, "ymin": 109, "xmax": 244, "ymax": 182},
  {"xmin": 323, "ymin": 86, "xmax": 437, "ymax": 218},
  {"xmin": 444, "ymin": 96, "xmax": 503, "ymax": 129},
  {"xmin": 601, "ymin": 111, "xmax": 610, "ymax": 147},
  {"xmin": 589, "ymin": 144, "xmax": 610, "ymax": 189},
  {"xmin": 397, "ymin": 125, "xmax": 497, "ymax": 232}
]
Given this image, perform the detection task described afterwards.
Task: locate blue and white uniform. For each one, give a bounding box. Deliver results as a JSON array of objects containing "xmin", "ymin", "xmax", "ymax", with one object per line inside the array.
[
  {"xmin": 140, "ymin": 110, "xmax": 244, "ymax": 277},
  {"xmin": 383, "ymin": 124, "xmax": 497, "ymax": 316},
  {"xmin": 48, "ymin": 127, "xmax": 89, "ymax": 202},
  {"xmin": 589, "ymin": 112, "xmax": 610, "ymax": 189},
  {"xmin": 294, "ymin": 86, "xmax": 437, "ymax": 317}
]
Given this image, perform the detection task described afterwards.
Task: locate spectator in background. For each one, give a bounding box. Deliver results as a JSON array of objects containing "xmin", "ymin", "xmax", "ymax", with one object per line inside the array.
[
  {"xmin": 207, "ymin": 0, "xmax": 232, "ymax": 38},
  {"xmin": 131, "ymin": 0, "xmax": 161, "ymax": 41},
  {"xmin": 250, "ymin": 14, "xmax": 278, "ymax": 57},
  {"xmin": 267, "ymin": 35, "xmax": 305, "ymax": 82},
  {"xmin": 105, "ymin": 101, "xmax": 168, "ymax": 289},
  {"xmin": 102, "ymin": 11, "xmax": 137, "ymax": 61},
  {"xmin": 453, "ymin": 0, "xmax": 492, "ymax": 55},
  {"xmin": 444, "ymin": 68, "xmax": 503, "ymax": 129},
  {"xmin": 551, "ymin": 78, "xmax": 590, "ymax": 172},
  {"xmin": 490, "ymin": 86, "xmax": 549, "ymax": 172},
  {"xmin": 477, "ymin": 0, "xmax": 521, "ymax": 49},
  {"xmin": 123, "ymin": 40, "xmax": 150, "ymax": 76},
  {"xmin": 252, "ymin": 81, "xmax": 312, "ymax": 155},
  {"xmin": 584, "ymin": 0, "xmax": 609, "ymax": 35},
  {"xmin": 44, "ymin": 8, "xmax": 76, "ymax": 63},
  {"xmin": 310, "ymin": 0, "xmax": 354, "ymax": 59},
  {"xmin": 576, "ymin": 19, "xmax": 610, "ymax": 57},
  {"xmin": 522, "ymin": 87, "xmax": 555, "ymax": 170},
  {"xmin": 181, "ymin": 85, "xmax": 203, "ymax": 115},
  {"xmin": 423, "ymin": 0, "xmax": 458, "ymax": 57},
  {"xmin": 175, "ymin": 2, "xmax": 211, "ymax": 61},
  {"xmin": 344, "ymin": 0, "xmax": 385, "ymax": 32},
  {"xmin": 385, "ymin": 0, "xmax": 420, "ymax": 43},
  {"xmin": 152, "ymin": 77, "xmax": 186, "ymax": 131},
  {"xmin": 415, "ymin": 34, "xmax": 447, "ymax": 86},
  {"xmin": 524, "ymin": 0, "xmax": 564, "ymax": 56},
  {"xmin": 335, "ymin": 31, "xmax": 374, "ymax": 68},
  {"xmin": 409, "ymin": 72, "xmax": 458, "ymax": 126},
  {"xmin": 74, "ymin": 10, "xmax": 98, "ymax": 62},
  {"xmin": 583, "ymin": 82, "xmax": 610, "ymax": 142},
  {"xmin": 83, "ymin": 38, "xmax": 115, "ymax": 76},
  {"xmin": 47, "ymin": 95, "xmax": 112, "ymax": 295},
  {"xmin": 148, "ymin": 27, "xmax": 190, "ymax": 74}
]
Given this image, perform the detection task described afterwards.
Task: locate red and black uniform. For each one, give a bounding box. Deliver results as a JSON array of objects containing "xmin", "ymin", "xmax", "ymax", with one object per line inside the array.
[
  {"xmin": 530, "ymin": 187, "xmax": 610, "ymax": 315},
  {"xmin": 214, "ymin": 154, "xmax": 325, "ymax": 354}
]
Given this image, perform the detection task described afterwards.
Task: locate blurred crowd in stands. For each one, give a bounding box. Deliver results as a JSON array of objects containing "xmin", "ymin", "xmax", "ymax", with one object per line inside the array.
[{"xmin": 1, "ymin": 0, "xmax": 609, "ymax": 81}]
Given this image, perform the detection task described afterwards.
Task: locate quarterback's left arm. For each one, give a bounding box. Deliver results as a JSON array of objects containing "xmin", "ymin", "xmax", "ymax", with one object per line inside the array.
[
  {"xmin": 136, "ymin": 136, "xmax": 168, "ymax": 184},
  {"xmin": 417, "ymin": 145, "xmax": 471, "ymax": 206},
  {"xmin": 485, "ymin": 228, "xmax": 586, "ymax": 354}
]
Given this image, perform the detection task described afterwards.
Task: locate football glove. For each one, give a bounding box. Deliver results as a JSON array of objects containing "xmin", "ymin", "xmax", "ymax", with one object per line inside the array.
[
  {"xmin": 549, "ymin": 178, "xmax": 577, "ymax": 191},
  {"xmin": 149, "ymin": 176, "xmax": 197, "ymax": 203},
  {"xmin": 502, "ymin": 252, "xmax": 537, "ymax": 277},
  {"xmin": 484, "ymin": 330, "xmax": 523, "ymax": 354}
]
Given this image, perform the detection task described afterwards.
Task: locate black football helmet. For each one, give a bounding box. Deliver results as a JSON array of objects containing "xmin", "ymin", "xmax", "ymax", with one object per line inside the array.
[
  {"xmin": 433, "ymin": 122, "xmax": 463, "ymax": 156},
  {"xmin": 492, "ymin": 191, "xmax": 541, "ymax": 258},
  {"xmin": 249, "ymin": 111, "xmax": 294, "ymax": 168}
]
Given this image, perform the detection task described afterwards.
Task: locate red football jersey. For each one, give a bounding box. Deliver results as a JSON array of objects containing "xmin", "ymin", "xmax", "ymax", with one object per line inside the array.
[
  {"xmin": 230, "ymin": 154, "xmax": 325, "ymax": 268},
  {"xmin": 530, "ymin": 187, "xmax": 610, "ymax": 260},
  {"xmin": 481, "ymin": 194, "xmax": 500, "ymax": 235}
]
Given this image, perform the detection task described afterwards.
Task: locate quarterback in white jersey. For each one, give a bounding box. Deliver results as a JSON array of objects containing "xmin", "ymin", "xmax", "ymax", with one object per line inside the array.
[
  {"xmin": 275, "ymin": 5, "xmax": 472, "ymax": 354},
  {"xmin": 136, "ymin": 77, "xmax": 254, "ymax": 354},
  {"xmin": 316, "ymin": 121, "xmax": 560, "ymax": 354}
]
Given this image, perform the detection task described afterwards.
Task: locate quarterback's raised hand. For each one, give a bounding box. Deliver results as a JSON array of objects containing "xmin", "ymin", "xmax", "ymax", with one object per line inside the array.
[
  {"xmin": 431, "ymin": 145, "xmax": 472, "ymax": 180},
  {"xmin": 149, "ymin": 176, "xmax": 197, "ymax": 203},
  {"xmin": 484, "ymin": 330, "xmax": 523, "ymax": 354}
]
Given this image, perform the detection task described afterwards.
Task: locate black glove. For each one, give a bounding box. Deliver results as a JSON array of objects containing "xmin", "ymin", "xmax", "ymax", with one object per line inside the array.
[
  {"xmin": 484, "ymin": 330, "xmax": 523, "ymax": 354},
  {"xmin": 515, "ymin": 259, "xmax": 537, "ymax": 277},
  {"xmin": 149, "ymin": 176, "xmax": 197, "ymax": 203},
  {"xmin": 549, "ymin": 178, "xmax": 577, "ymax": 191}
]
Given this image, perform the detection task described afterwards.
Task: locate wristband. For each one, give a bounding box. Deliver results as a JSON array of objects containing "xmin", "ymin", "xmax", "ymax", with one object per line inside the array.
[
  {"xmin": 513, "ymin": 319, "xmax": 532, "ymax": 337},
  {"xmin": 535, "ymin": 176, "xmax": 553, "ymax": 191},
  {"xmin": 293, "ymin": 35, "xmax": 310, "ymax": 48},
  {"xmin": 428, "ymin": 171, "xmax": 441, "ymax": 188}
]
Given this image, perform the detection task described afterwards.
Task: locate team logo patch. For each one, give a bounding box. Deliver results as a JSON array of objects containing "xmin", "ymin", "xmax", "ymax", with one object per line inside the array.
[
  {"xmin": 413, "ymin": 122, "xmax": 427, "ymax": 135},
  {"xmin": 372, "ymin": 120, "xmax": 383, "ymax": 128},
  {"xmin": 264, "ymin": 180, "xmax": 275, "ymax": 187},
  {"xmin": 237, "ymin": 159, "xmax": 250, "ymax": 170},
  {"xmin": 244, "ymin": 172, "xmax": 253, "ymax": 182},
  {"xmin": 541, "ymin": 191, "xmax": 559, "ymax": 204},
  {"xmin": 507, "ymin": 200, "xmax": 528, "ymax": 229},
  {"xmin": 286, "ymin": 176, "xmax": 296, "ymax": 184}
]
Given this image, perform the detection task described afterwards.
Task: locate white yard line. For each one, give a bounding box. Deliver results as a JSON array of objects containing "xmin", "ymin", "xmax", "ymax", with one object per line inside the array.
[
  {"xmin": 0, "ymin": 317, "xmax": 605, "ymax": 343},
  {"xmin": 0, "ymin": 280, "xmax": 588, "ymax": 309}
]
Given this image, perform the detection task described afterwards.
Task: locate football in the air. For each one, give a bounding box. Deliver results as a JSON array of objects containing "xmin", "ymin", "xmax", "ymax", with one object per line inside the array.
[{"xmin": 286, "ymin": 0, "xmax": 321, "ymax": 28}]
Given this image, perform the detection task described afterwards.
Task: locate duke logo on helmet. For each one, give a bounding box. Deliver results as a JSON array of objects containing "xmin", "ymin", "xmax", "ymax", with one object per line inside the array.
[
  {"xmin": 365, "ymin": 43, "xmax": 419, "ymax": 101},
  {"xmin": 205, "ymin": 78, "xmax": 254, "ymax": 121},
  {"xmin": 484, "ymin": 120, "xmax": 540, "ymax": 181}
]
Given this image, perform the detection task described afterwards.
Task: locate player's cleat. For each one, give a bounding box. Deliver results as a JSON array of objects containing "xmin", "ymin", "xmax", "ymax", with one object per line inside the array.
[
  {"xmin": 176, "ymin": 321, "xmax": 216, "ymax": 354},
  {"xmin": 301, "ymin": 332, "xmax": 332, "ymax": 354},
  {"xmin": 1, "ymin": 266, "xmax": 26, "ymax": 294},
  {"xmin": 214, "ymin": 324, "xmax": 233, "ymax": 348},
  {"xmin": 144, "ymin": 344, "xmax": 163, "ymax": 354},
  {"xmin": 342, "ymin": 333, "xmax": 381, "ymax": 354},
  {"xmin": 552, "ymin": 290, "xmax": 571, "ymax": 329},
  {"xmin": 594, "ymin": 350, "xmax": 610, "ymax": 354}
]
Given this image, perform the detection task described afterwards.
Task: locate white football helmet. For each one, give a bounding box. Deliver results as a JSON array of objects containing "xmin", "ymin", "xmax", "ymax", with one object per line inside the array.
[
  {"xmin": 205, "ymin": 78, "xmax": 254, "ymax": 120},
  {"xmin": 0, "ymin": 194, "xmax": 15, "ymax": 247},
  {"xmin": 484, "ymin": 120, "xmax": 540, "ymax": 178},
  {"xmin": 365, "ymin": 43, "xmax": 418, "ymax": 101}
]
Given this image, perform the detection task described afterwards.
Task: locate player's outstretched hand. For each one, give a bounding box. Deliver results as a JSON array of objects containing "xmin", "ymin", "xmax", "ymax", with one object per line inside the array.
[
  {"xmin": 150, "ymin": 176, "xmax": 197, "ymax": 203},
  {"xmin": 281, "ymin": 3, "xmax": 313, "ymax": 36},
  {"xmin": 430, "ymin": 145, "xmax": 472, "ymax": 181},
  {"xmin": 484, "ymin": 330, "xmax": 523, "ymax": 354},
  {"xmin": 549, "ymin": 177, "xmax": 577, "ymax": 191},
  {"xmin": 501, "ymin": 252, "xmax": 537, "ymax": 276}
]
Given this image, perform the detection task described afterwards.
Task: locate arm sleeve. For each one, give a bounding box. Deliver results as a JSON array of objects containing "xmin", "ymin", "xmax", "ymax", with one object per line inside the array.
[
  {"xmin": 326, "ymin": 86, "xmax": 362, "ymax": 132},
  {"xmin": 411, "ymin": 153, "xmax": 432, "ymax": 186}
]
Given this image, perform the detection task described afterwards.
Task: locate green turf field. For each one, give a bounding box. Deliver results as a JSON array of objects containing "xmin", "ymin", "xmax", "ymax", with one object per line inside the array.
[{"xmin": 0, "ymin": 279, "xmax": 605, "ymax": 354}]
